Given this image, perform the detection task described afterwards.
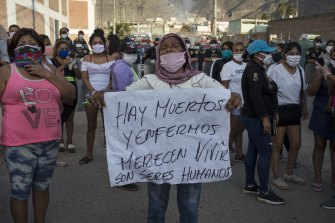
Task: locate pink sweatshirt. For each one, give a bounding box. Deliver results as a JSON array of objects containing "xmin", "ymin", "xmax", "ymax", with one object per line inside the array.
[{"xmin": 1, "ymin": 64, "xmax": 62, "ymax": 146}]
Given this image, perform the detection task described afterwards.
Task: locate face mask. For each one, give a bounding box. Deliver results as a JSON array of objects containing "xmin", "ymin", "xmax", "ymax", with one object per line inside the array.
[
  {"xmin": 92, "ymin": 44, "xmax": 105, "ymax": 54},
  {"xmin": 193, "ymin": 46, "xmax": 200, "ymax": 50},
  {"xmin": 58, "ymin": 49, "xmax": 69, "ymax": 59},
  {"xmin": 331, "ymin": 59, "xmax": 335, "ymax": 68},
  {"xmin": 9, "ymin": 32, "xmax": 15, "ymax": 39},
  {"xmin": 186, "ymin": 43, "xmax": 191, "ymax": 49},
  {"xmin": 222, "ymin": 49, "xmax": 232, "ymax": 59},
  {"xmin": 272, "ymin": 52, "xmax": 282, "ymax": 63},
  {"xmin": 326, "ymin": 46, "xmax": 334, "ymax": 54},
  {"xmin": 160, "ymin": 52, "xmax": 186, "ymax": 73},
  {"xmin": 286, "ymin": 55, "xmax": 301, "ymax": 67},
  {"xmin": 79, "ymin": 34, "xmax": 84, "ymax": 39},
  {"xmin": 76, "ymin": 43, "xmax": 83, "ymax": 48},
  {"xmin": 61, "ymin": 33, "xmax": 68, "ymax": 39},
  {"xmin": 233, "ymin": 53, "xmax": 243, "ymax": 62},
  {"xmin": 44, "ymin": 45, "xmax": 53, "ymax": 57},
  {"xmin": 123, "ymin": 53, "xmax": 137, "ymax": 64},
  {"xmin": 315, "ymin": 42, "xmax": 322, "ymax": 48},
  {"xmin": 258, "ymin": 53, "xmax": 273, "ymax": 65},
  {"xmin": 14, "ymin": 45, "xmax": 42, "ymax": 68},
  {"xmin": 211, "ymin": 44, "xmax": 217, "ymax": 49}
]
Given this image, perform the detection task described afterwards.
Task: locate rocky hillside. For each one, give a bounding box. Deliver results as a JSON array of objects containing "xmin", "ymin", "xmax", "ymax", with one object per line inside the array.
[{"xmin": 116, "ymin": 0, "xmax": 335, "ymax": 22}]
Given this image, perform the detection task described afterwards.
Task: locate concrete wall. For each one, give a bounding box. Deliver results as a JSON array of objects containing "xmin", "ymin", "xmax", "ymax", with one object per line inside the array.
[{"xmin": 269, "ymin": 13, "xmax": 335, "ymax": 41}]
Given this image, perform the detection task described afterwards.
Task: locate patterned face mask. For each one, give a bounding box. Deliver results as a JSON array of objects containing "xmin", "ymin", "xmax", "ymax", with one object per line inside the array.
[{"xmin": 14, "ymin": 45, "xmax": 42, "ymax": 68}]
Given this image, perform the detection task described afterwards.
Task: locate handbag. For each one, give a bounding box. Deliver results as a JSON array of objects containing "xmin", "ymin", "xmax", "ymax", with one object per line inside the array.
[{"xmin": 277, "ymin": 67, "xmax": 304, "ymax": 124}]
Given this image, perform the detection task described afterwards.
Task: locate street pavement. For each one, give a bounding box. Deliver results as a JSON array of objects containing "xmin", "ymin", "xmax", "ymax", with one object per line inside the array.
[{"xmin": 0, "ymin": 97, "xmax": 334, "ymax": 223}]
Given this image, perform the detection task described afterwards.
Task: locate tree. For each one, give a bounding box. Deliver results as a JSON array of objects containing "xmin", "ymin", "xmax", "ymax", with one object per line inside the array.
[
  {"xmin": 261, "ymin": 13, "xmax": 270, "ymax": 20},
  {"xmin": 277, "ymin": 2, "xmax": 288, "ymax": 18},
  {"xmin": 180, "ymin": 25, "xmax": 191, "ymax": 33},
  {"xmin": 286, "ymin": 4, "xmax": 297, "ymax": 17},
  {"xmin": 109, "ymin": 23, "xmax": 131, "ymax": 39}
]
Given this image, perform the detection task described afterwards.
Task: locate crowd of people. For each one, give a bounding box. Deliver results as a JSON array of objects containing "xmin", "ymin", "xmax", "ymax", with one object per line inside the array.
[{"xmin": 0, "ymin": 23, "xmax": 335, "ymax": 223}]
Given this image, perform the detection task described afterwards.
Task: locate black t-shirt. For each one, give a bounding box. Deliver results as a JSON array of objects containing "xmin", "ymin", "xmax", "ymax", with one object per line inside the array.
[
  {"xmin": 51, "ymin": 58, "xmax": 77, "ymax": 86},
  {"xmin": 211, "ymin": 58, "xmax": 231, "ymax": 82},
  {"xmin": 241, "ymin": 61, "xmax": 278, "ymax": 119},
  {"xmin": 204, "ymin": 49, "xmax": 222, "ymax": 59}
]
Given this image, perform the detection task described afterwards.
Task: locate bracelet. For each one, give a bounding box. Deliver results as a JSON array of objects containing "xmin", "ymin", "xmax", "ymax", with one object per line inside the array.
[{"xmin": 91, "ymin": 90, "xmax": 96, "ymax": 96}]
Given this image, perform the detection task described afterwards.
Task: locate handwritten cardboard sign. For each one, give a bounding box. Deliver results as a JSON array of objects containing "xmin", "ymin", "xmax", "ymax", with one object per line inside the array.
[{"xmin": 104, "ymin": 88, "xmax": 232, "ymax": 186}]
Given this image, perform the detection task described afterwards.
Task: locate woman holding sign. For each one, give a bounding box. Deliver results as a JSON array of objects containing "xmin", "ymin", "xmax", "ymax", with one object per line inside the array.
[{"xmin": 91, "ymin": 33, "xmax": 241, "ymax": 223}]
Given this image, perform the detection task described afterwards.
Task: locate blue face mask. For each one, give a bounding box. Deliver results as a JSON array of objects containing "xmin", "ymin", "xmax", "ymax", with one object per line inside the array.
[
  {"xmin": 58, "ymin": 49, "xmax": 69, "ymax": 59},
  {"xmin": 222, "ymin": 49, "xmax": 232, "ymax": 59}
]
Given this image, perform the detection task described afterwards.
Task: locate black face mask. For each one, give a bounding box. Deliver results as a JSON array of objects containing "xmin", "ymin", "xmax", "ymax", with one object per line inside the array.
[{"xmin": 272, "ymin": 52, "xmax": 282, "ymax": 63}]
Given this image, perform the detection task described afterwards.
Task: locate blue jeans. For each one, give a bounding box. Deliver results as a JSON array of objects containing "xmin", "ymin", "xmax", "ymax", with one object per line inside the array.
[
  {"xmin": 241, "ymin": 115, "xmax": 272, "ymax": 193},
  {"xmin": 147, "ymin": 183, "xmax": 201, "ymax": 223}
]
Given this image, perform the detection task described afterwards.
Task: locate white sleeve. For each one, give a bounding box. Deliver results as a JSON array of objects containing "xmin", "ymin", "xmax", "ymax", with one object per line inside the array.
[
  {"xmin": 220, "ymin": 63, "xmax": 231, "ymax": 81},
  {"xmin": 81, "ymin": 61, "xmax": 88, "ymax": 71},
  {"xmin": 299, "ymin": 66, "xmax": 308, "ymax": 90},
  {"xmin": 126, "ymin": 78, "xmax": 151, "ymax": 91}
]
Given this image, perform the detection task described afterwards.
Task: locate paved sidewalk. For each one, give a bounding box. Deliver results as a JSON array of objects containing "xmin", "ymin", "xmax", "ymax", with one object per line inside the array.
[{"xmin": 0, "ymin": 97, "xmax": 334, "ymax": 222}]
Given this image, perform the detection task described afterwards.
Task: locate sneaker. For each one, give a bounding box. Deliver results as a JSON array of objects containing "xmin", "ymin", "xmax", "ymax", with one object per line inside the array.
[
  {"xmin": 116, "ymin": 183, "xmax": 138, "ymax": 191},
  {"xmin": 283, "ymin": 174, "xmax": 305, "ymax": 185},
  {"xmin": 243, "ymin": 184, "xmax": 260, "ymax": 195},
  {"xmin": 59, "ymin": 143, "xmax": 66, "ymax": 152},
  {"xmin": 234, "ymin": 154, "xmax": 245, "ymax": 163},
  {"xmin": 272, "ymin": 178, "xmax": 289, "ymax": 190},
  {"xmin": 320, "ymin": 195, "xmax": 335, "ymax": 209},
  {"xmin": 258, "ymin": 191, "xmax": 285, "ymax": 205}
]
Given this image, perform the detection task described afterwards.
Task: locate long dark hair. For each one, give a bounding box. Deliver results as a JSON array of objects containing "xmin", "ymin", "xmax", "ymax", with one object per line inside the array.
[
  {"xmin": 8, "ymin": 28, "xmax": 45, "ymax": 58},
  {"xmin": 107, "ymin": 34, "xmax": 120, "ymax": 55},
  {"xmin": 89, "ymin": 28, "xmax": 106, "ymax": 46}
]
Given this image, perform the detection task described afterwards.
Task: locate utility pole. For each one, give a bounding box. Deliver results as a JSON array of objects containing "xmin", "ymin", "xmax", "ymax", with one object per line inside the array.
[
  {"xmin": 113, "ymin": 0, "xmax": 116, "ymax": 34},
  {"xmin": 212, "ymin": 0, "xmax": 217, "ymax": 37},
  {"xmin": 100, "ymin": 0, "xmax": 103, "ymax": 28},
  {"xmin": 296, "ymin": 0, "xmax": 299, "ymax": 17}
]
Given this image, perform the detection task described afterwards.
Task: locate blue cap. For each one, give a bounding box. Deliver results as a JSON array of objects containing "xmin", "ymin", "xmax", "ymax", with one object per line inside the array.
[{"xmin": 247, "ymin": 40, "xmax": 276, "ymax": 55}]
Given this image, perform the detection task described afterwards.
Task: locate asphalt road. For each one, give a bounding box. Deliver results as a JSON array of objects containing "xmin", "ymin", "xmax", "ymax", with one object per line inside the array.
[{"xmin": 0, "ymin": 97, "xmax": 334, "ymax": 223}]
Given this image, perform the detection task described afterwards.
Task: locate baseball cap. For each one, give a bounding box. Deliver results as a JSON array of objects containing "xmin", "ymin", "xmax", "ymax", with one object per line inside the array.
[
  {"xmin": 154, "ymin": 37, "xmax": 160, "ymax": 43},
  {"xmin": 247, "ymin": 40, "xmax": 275, "ymax": 55},
  {"xmin": 120, "ymin": 37, "xmax": 137, "ymax": 53}
]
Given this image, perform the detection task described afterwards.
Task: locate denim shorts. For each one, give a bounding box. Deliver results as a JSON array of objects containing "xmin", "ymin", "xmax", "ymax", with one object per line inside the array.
[
  {"xmin": 4, "ymin": 140, "xmax": 59, "ymax": 200},
  {"xmin": 231, "ymin": 108, "xmax": 241, "ymax": 116}
]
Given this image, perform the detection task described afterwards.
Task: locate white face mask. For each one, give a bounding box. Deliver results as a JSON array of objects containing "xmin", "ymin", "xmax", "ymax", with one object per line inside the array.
[
  {"xmin": 92, "ymin": 44, "xmax": 105, "ymax": 54},
  {"xmin": 258, "ymin": 53, "xmax": 273, "ymax": 65},
  {"xmin": 233, "ymin": 53, "xmax": 243, "ymax": 62},
  {"xmin": 286, "ymin": 55, "xmax": 301, "ymax": 67},
  {"xmin": 331, "ymin": 59, "xmax": 335, "ymax": 68},
  {"xmin": 315, "ymin": 42, "xmax": 322, "ymax": 48},
  {"xmin": 123, "ymin": 53, "xmax": 137, "ymax": 64},
  {"xmin": 76, "ymin": 43, "xmax": 83, "ymax": 48},
  {"xmin": 211, "ymin": 44, "xmax": 217, "ymax": 49},
  {"xmin": 61, "ymin": 34, "xmax": 68, "ymax": 39},
  {"xmin": 79, "ymin": 34, "xmax": 84, "ymax": 39},
  {"xmin": 9, "ymin": 32, "xmax": 15, "ymax": 39},
  {"xmin": 326, "ymin": 46, "xmax": 334, "ymax": 54}
]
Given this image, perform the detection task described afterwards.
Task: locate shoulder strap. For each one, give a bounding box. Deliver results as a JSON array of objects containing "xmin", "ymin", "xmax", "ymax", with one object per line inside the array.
[{"xmin": 298, "ymin": 66, "xmax": 304, "ymax": 103}]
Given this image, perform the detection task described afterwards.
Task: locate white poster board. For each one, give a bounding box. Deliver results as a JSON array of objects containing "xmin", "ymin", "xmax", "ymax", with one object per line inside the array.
[{"xmin": 104, "ymin": 88, "xmax": 232, "ymax": 186}]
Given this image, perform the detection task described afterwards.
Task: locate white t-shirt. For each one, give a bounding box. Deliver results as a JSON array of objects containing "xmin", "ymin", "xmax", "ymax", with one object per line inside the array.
[
  {"xmin": 267, "ymin": 63, "xmax": 307, "ymax": 105},
  {"xmin": 220, "ymin": 60, "xmax": 246, "ymax": 98}
]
